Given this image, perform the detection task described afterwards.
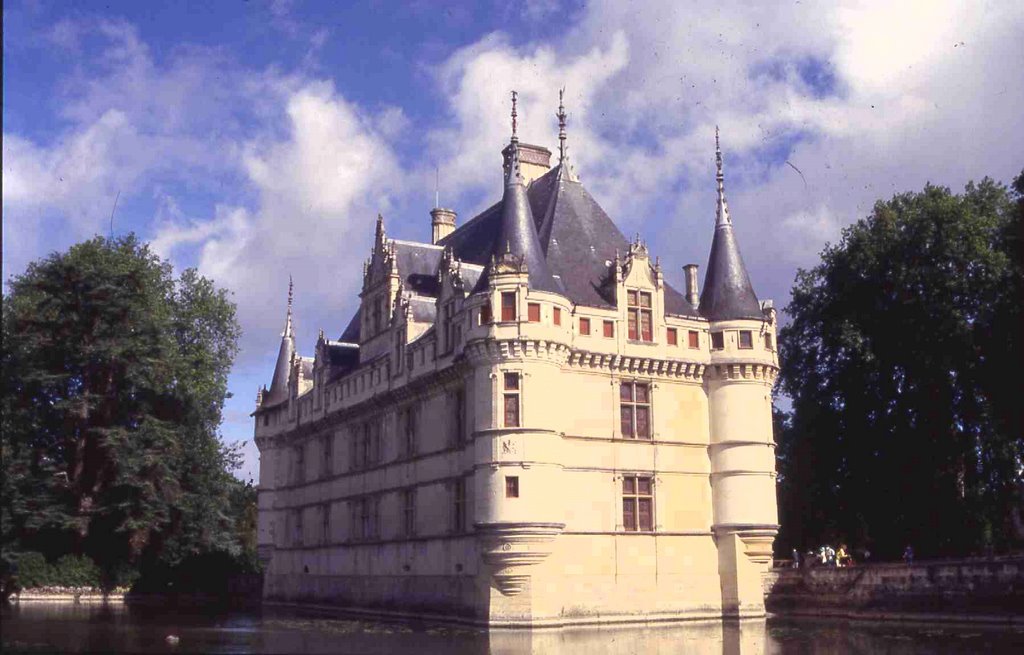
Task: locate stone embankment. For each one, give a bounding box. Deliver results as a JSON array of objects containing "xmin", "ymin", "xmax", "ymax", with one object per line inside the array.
[{"xmin": 764, "ymin": 556, "xmax": 1024, "ymax": 623}]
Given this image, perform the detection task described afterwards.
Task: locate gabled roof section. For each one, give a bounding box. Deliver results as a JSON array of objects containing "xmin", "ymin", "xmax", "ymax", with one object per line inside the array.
[{"xmin": 699, "ymin": 129, "xmax": 761, "ymax": 321}]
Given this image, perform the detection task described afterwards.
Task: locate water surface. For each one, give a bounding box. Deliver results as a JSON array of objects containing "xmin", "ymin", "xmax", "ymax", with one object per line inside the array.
[{"xmin": 2, "ymin": 602, "xmax": 1022, "ymax": 654}]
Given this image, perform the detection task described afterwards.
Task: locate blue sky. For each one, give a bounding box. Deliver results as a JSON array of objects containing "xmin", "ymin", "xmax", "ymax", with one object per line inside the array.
[{"xmin": 5, "ymin": 0, "xmax": 1023, "ymax": 482}]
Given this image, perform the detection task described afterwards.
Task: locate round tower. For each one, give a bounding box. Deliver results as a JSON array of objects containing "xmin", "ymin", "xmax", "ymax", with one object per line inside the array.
[{"xmin": 700, "ymin": 129, "xmax": 780, "ymax": 617}]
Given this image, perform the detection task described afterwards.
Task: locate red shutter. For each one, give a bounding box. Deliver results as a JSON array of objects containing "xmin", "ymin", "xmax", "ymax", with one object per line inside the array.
[
  {"xmin": 640, "ymin": 311, "xmax": 652, "ymax": 341},
  {"xmin": 501, "ymin": 292, "xmax": 516, "ymax": 321},
  {"xmin": 638, "ymin": 498, "xmax": 652, "ymax": 531},
  {"xmin": 628, "ymin": 311, "xmax": 638, "ymax": 340},
  {"xmin": 667, "ymin": 328, "xmax": 677, "ymax": 345},
  {"xmin": 636, "ymin": 406, "xmax": 649, "ymax": 439},
  {"xmin": 603, "ymin": 320, "xmax": 614, "ymax": 337},
  {"xmin": 528, "ymin": 303, "xmax": 541, "ymax": 322},
  {"xmin": 620, "ymin": 406, "xmax": 634, "ymax": 437},
  {"xmin": 504, "ymin": 394, "xmax": 520, "ymax": 427}
]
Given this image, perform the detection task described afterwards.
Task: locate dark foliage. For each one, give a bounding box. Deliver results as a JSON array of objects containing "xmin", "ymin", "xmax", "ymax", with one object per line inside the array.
[
  {"xmin": 1, "ymin": 235, "xmax": 252, "ymax": 591},
  {"xmin": 775, "ymin": 173, "xmax": 1024, "ymax": 559}
]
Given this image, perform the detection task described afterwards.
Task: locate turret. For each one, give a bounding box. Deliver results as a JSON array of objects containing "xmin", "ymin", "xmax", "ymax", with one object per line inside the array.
[
  {"xmin": 702, "ymin": 128, "xmax": 779, "ymax": 618},
  {"xmin": 473, "ymin": 92, "xmax": 560, "ymax": 295},
  {"xmin": 263, "ymin": 277, "xmax": 296, "ymax": 407}
]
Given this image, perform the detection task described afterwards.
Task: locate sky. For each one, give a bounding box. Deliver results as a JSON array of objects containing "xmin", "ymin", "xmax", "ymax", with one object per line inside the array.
[{"xmin": 4, "ymin": 0, "xmax": 1023, "ymax": 482}]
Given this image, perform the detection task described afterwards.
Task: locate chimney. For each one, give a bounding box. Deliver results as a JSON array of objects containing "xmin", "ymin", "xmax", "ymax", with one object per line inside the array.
[
  {"xmin": 501, "ymin": 142, "xmax": 552, "ymax": 186},
  {"xmin": 684, "ymin": 264, "xmax": 700, "ymax": 307},
  {"xmin": 431, "ymin": 207, "xmax": 457, "ymax": 244}
]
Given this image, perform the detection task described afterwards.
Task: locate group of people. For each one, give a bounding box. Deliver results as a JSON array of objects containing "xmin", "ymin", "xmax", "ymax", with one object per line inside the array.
[{"xmin": 791, "ymin": 543, "xmax": 859, "ymax": 568}]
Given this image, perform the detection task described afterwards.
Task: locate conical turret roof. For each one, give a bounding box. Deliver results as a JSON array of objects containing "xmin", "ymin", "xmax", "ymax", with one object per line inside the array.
[
  {"xmin": 699, "ymin": 129, "xmax": 762, "ymax": 321},
  {"xmin": 263, "ymin": 278, "xmax": 295, "ymax": 406},
  {"xmin": 473, "ymin": 94, "xmax": 560, "ymax": 295}
]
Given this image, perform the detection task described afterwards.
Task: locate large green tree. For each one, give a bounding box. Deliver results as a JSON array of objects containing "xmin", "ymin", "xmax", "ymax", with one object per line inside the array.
[
  {"xmin": 1, "ymin": 235, "xmax": 244, "ymax": 585},
  {"xmin": 776, "ymin": 174, "xmax": 1023, "ymax": 559}
]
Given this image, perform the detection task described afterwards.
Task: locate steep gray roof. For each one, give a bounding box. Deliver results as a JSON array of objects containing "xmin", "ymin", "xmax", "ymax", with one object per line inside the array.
[{"xmin": 698, "ymin": 133, "xmax": 761, "ymax": 321}]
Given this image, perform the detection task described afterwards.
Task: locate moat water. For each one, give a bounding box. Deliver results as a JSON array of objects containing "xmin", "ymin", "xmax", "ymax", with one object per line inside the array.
[{"xmin": 2, "ymin": 602, "xmax": 1022, "ymax": 654}]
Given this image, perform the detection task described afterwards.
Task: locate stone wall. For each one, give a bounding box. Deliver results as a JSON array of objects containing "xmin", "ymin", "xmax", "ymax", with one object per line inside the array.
[{"xmin": 764, "ymin": 556, "xmax": 1024, "ymax": 622}]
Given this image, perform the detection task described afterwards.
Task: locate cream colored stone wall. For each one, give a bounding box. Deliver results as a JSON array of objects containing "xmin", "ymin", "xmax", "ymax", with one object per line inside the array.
[{"xmin": 255, "ymin": 244, "xmax": 780, "ymax": 626}]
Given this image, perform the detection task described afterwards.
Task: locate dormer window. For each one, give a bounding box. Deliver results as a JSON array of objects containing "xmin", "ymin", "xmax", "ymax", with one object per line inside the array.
[{"xmin": 627, "ymin": 290, "xmax": 653, "ymax": 342}]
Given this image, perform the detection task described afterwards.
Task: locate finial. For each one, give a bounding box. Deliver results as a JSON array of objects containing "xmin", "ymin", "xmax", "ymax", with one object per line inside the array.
[
  {"xmin": 714, "ymin": 126, "xmax": 731, "ymax": 226},
  {"xmin": 557, "ymin": 87, "xmax": 568, "ymax": 162},
  {"xmin": 510, "ymin": 90, "xmax": 519, "ymax": 143},
  {"xmin": 283, "ymin": 275, "xmax": 294, "ymax": 337}
]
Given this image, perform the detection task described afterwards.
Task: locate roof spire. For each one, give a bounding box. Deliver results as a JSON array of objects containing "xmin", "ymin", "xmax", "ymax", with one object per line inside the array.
[
  {"xmin": 510, "ymin": 90, "xmax": 519, "ymax": 143},
  {"xmin": 715, "ymin": 126, "xmax": 730, "ymax": 226},
  {"xmin": 285, "ymin": 274, "xmax": 294, "ymax": 337},
  {"xmin": 557, "ymin": 87, "xmax": 568, "ymax": 162},
  {"xmin": 699, "ymin": 127, "xmax": 761, "ymax": 321},
  {"xmin": 264, "ymin": 276, "xmax": 297, "ymax": 406}
]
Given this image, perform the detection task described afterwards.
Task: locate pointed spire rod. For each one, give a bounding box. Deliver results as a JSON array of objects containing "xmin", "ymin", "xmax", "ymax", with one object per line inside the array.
[
  {"xmin": 284, "ymin": 274, "xmax": 294, "ymax": 337},
  {"xmin": 510, "ymin": 90, "xmax": 518, "ymax": 143},
  {"xmin": 715, "ymin": 125, "xmax": 731, "ymax": 226},
  {"xmin": 557, "ymin": 87, "xmax": 568, "ymax": 163}
]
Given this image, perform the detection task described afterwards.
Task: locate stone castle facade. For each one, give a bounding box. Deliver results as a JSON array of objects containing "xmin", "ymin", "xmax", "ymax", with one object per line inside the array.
[{"xmin": 254, "ymin": 96, "xmax": 780, "ymax": 627}]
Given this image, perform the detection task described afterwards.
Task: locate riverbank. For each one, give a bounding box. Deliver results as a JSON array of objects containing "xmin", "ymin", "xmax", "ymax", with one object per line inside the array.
[
  {"xmin": 764, "ymin": 556, "xmax": 1024, "ymax": 624},
  {"xmin": 10, "ymin": 586, "xmax": 127, "ymax": 603}
]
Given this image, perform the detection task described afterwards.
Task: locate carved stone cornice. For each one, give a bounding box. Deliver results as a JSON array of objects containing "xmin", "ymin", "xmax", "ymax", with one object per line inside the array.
[
  {"xmin": 705, "ymin": 362, "xmax": 778, "ymax": 384},
  {"xmin": 566, "ymin": 350, "xmax": 706, "ymax": 381},
  {"xmin": 475, "ymin": 522, "xmax": 565, "ymax": 596},
  {"xmin": 464, "ymin": 338, "xmax": 571, "ymax": 366}
]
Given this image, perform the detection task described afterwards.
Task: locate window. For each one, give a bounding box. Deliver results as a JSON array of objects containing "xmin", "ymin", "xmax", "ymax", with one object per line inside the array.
[
  {"xmin": 294, "ymin": 509, "xmax": 304, "ymax": 546},
  {"xmin": 293, "ymin": 445, "xmax": 305, "ymax": 484},
  {"xmin": 667, "ymin": 328, "xmax": 677, "ymax": 345},
  {"xmin": 738, "ymin": 330, "xmax": 753, "ymax": 349},
  {"xmin": 603, "ymin": 320, "xmax": 615, "ymax": 338},
  {"xmin": 453, "ymin": 388, "xmax": 466, "ymax": 445},
  {"xmin": 322, "ymin": 435, "xmax": 333, "ymax": 478},
  {"xmin": 528, "ymin": 303, "xmax": 541, "ymax": 322},
  {"xmin": 322, "ymin": 503, "xmax": 331, "ymax": 545},
  {"xmin": 688, "ymin": 330, "xmax": 700, "ymax": 349},
  {"xmin": 620, "ymin": 381, "xmax": 651, "ymax": 439},
  {"xmin": 480, "ymin": 303, "xmax": 492, "ymax": 324},
  {"xmin": 622, "ymin": 476, "xmax": 654, "ymax": 532},
  {"xmin": 352, "ymin": 496, "xmax": 379, "ymax": 541},
  {"xmin": 452, "ymin": 478, "xmax": 466, "ymax": 533},
  {"xmin": 442, "ymin": 302, "xmax": 454, "ymax": 352},
  {"xmin": 627, "ymin": 290, "xmax": 653, "ymax": 341},
  {"xmin": 263, "ymin": 414, "xmax": 269, "ymax": 427},
  {"xmin": 501, "ymin": 292, "xmax": 516, "ymax": 321},
  {"xmin": 394, "ymin": 331, "xmax": 404, "ymax": 373},
  {"xmin": 765, "ymin": 332, "xmax": 774, "ymax": 350},
  {"xmin": 351, "ymin": 419, "xmax": 381, "ymax": 470},
  {"xmin": 402, "ymin": 489, "xmax": 416, "ymax": 537},
  {"xmin": 402, "ymin": 405, "xmax": 417, "ymax": 457},
  {"xmin": 711, "ymin": 331, "xmax": 725, "ymax": 350},
  {"xmin": 503, "ymin": 372, "xmax": 521, "ymax": 428},
  {"xmin": 506, "ymin": 476, "xmax": 519, "ymax": 498},
  {"xmin": 579, "ymin": 317, "xmax": 591, "ymax": 335},
  {"xmin": 553, "ymin": 307, "xmax": 562, "ymax": 325}
]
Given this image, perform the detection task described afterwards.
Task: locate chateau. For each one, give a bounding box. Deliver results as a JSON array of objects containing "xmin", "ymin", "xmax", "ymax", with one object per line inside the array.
[{"xmin": 254, "ymin": 93, "xmax": 780, "ymax": 627}]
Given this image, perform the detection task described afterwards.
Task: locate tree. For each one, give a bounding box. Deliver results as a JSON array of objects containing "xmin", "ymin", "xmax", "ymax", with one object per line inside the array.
[
  {"xmin": 1, "ymin": 235, "xmax": 243, "ymax": 586},
  {"xmin": 776, "ymin": 173, "xmax": 1023, "ymax": 559}
]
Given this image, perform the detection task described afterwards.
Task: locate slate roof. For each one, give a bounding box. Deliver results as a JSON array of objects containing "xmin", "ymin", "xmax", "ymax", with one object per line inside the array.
[
  {"xmin": 440, "ymin": 163, "xmax": 698, "ymax": 316},
  {"xmin": 699, "ymin": 221, "xmax": 762, "ymax": 321}
]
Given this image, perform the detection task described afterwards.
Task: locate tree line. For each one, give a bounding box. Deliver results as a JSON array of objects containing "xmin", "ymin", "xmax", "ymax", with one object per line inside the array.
[
  {"xmin": 1, "ymin": 236, "xmax": 254, "ymax": 594},
  {"xmin": 775, "ymin": 172, "xmax": 1024, "ymax": 560}
]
